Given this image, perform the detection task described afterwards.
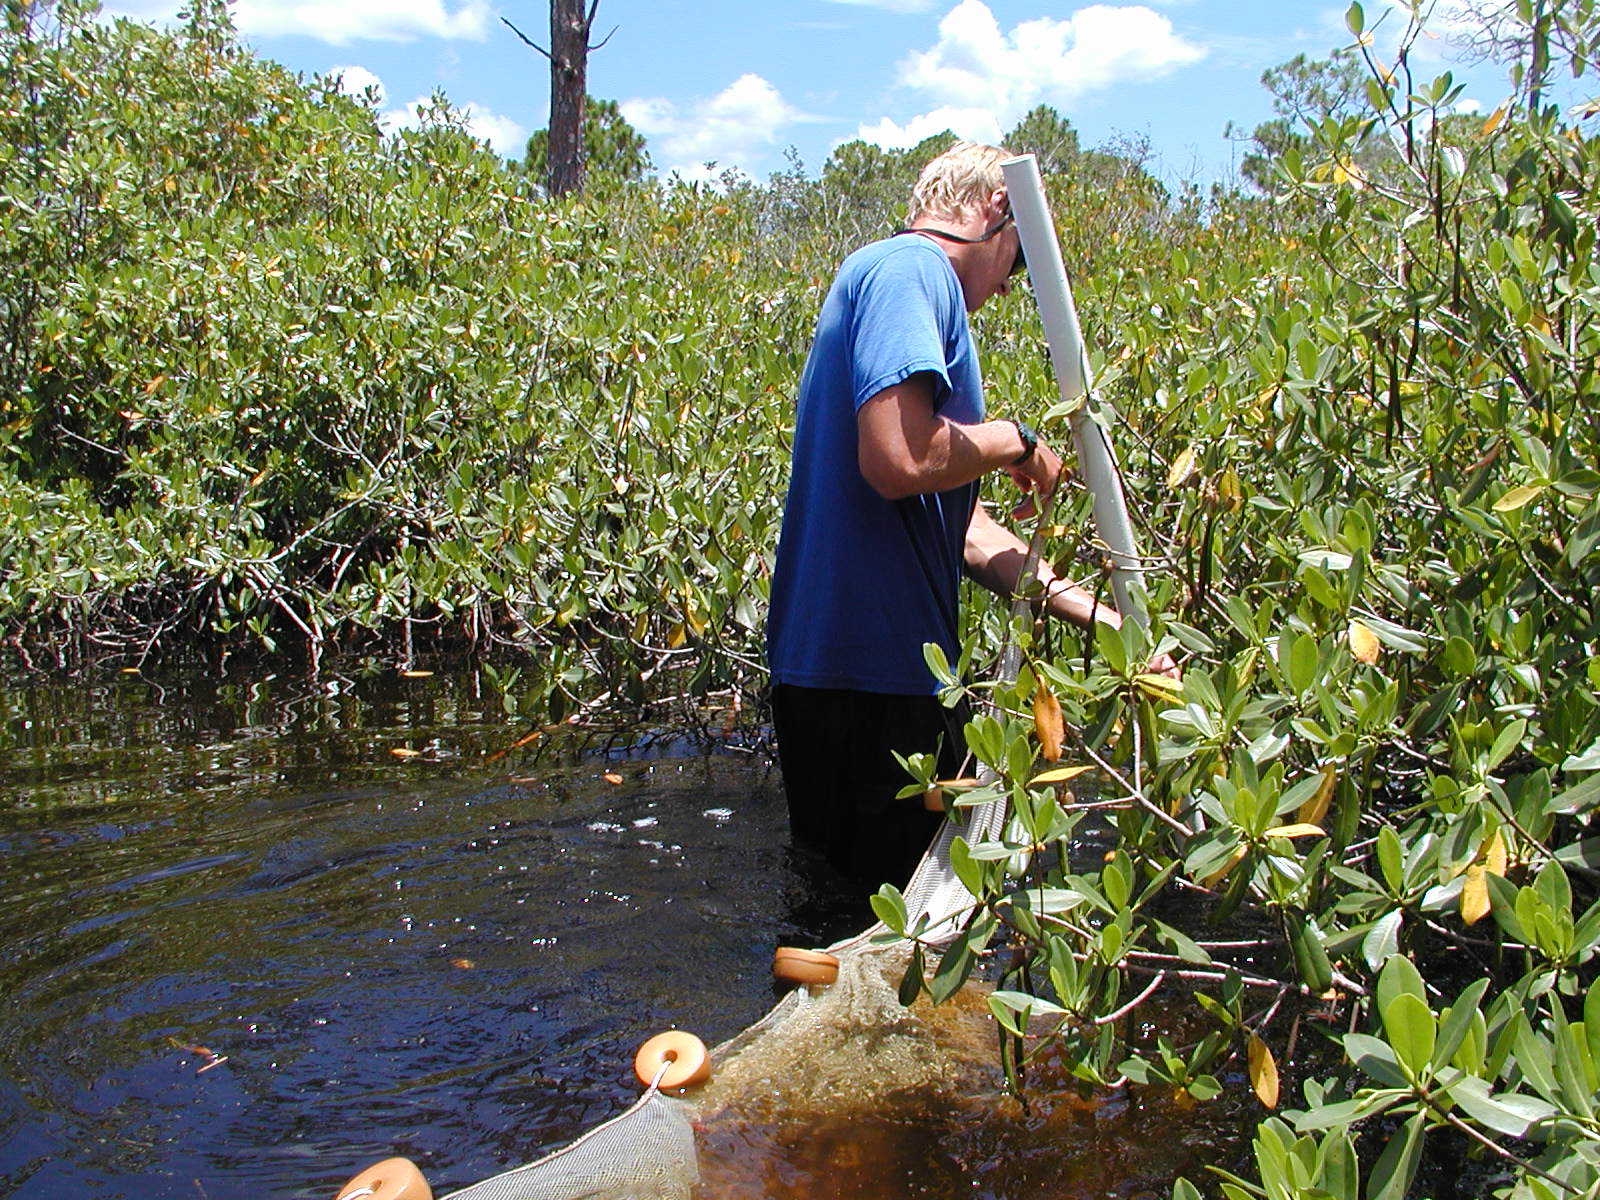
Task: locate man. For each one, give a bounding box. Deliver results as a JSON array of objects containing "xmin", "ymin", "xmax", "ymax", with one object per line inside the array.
[{"xmin": 767, "ymin": 141, "xmax": 1149, "ymax": 893}]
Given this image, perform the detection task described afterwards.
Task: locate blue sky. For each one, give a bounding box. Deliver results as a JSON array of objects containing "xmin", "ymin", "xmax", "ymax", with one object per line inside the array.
[{"xmin": 102, "ymin": 1, "xmax": 1559, "ymax": 188}]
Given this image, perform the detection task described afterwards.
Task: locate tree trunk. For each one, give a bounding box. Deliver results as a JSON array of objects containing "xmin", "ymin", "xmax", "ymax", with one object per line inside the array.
[{"xmin": 547, "ymin": 0, "xmax": 587, "ymax": 197}]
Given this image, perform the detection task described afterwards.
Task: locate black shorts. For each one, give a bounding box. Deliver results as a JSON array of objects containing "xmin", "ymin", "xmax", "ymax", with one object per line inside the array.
[{"xmin": 771, "ymin": 683, "xmax": 971, "ymax": 892}]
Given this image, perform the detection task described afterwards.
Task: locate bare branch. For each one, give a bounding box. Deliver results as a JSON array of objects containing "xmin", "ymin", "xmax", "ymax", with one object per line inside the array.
[
  {"xmin": 589, "ymin": 24, "xmax": 618, "ymax": 53},
  {"xmin": 500, "ymin": 15, "xmax": 550, "ymax": 61}
]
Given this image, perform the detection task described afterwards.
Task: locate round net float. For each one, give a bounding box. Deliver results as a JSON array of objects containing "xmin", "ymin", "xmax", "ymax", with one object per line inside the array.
[
  {"xmin": 334, "ymin": 1157, "xmax": 432, "ymax": 1200},
  {"xmin": 772, "ymin": 946, "xmax": 840, "ymax": 987},
  {"xmin": 633, "ymin": 1030, "xmax": 711, "ymax": 1092}
]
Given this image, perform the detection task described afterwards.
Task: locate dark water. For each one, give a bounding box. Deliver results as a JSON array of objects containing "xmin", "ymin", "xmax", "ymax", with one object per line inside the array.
[
  {"xmin": 0, "ymin": 666, "xmax": 834, "ymax": 1199},
  {"xmin": 0, "ymin": 665, "xmax": 1251, "ymax": 1200}
]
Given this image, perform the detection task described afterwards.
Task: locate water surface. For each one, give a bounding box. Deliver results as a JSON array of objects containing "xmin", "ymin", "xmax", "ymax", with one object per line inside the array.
[
  {"xmin": 0, "ymin": 666, "xmax": 817, "ymax": 1198},
  {"xmin": 0, "ymin": 664, "xmax": 1251, "ymax": 1200}
]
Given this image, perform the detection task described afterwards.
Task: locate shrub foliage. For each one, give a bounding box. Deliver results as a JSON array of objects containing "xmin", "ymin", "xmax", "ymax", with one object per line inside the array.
[{"xmin": 3, "ymin": 1, "xmax": 1599, "ymax": 1197}]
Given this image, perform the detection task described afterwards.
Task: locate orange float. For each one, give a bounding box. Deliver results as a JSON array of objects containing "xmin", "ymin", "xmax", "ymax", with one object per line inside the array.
[
  {"xmin": 633, "ymin": 1030, "xmax": 711, "ymax": 1092},
  {"xmin": 334, "ymin": 1157, "xmax": 432, "ymax": 1200},
  {"xmin": 772, "ymin": 946, "xmax": 840, "ymax": 987}
]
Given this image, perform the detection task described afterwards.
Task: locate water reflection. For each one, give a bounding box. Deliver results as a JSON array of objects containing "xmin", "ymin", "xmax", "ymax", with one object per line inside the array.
[{"xmin": 0, "ymin": 665, "xmax": 810, "ymax": 1198}]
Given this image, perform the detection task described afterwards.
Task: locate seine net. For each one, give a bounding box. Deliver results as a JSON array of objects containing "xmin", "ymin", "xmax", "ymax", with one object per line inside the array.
[{"xmin": 441, "ymin": 793, "xmax": 1012, "ymax": 1200}]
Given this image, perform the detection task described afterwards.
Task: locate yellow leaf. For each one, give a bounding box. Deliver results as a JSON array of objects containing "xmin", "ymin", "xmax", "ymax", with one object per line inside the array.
[
  {"xmin": 667, "ymin": 623, "xmax": 686, "ymax": 649},
  {"xmin": 1202, "ymin": 844, "xmax": 1248, "ymax": 890},
  {"xmin": 935, "ymin": 777, "xmax": 982, "ymax": 789},
  {"xmin": 1217, "ymin": 467, "xmax": 1243, "ymax": 512},
  {"xmin": 1137, "ymin": 673, "xmax": 1184, "ymax": 704},
  {"xmin": 1493, "ymin": 483, "xmax": 1546, "ymax": 512},
  {"xmin": 1033, "ymin": 680, "xmax": 1064, "ymax": 763},
  {"xmin": 1481, "ymin": 105, "xmax": 1507, "ymax": 136},
  {"xmin": 401, "ymin": 669, "xmax": 433, "ymax": 678},
  {"xmin": 1298, "ymin": 765, "xmax": 1338, "ymax": 826},
  {"xmin": 1166, "ymin": 445, "xmax": 1199, "ymax": 490},
  {"xmin": 603, "ymin": 772, "xmax": 623, "ymax": 785},
  {"xmin": 1484, "ymin": 829, "xmax": 1507, "ymax": 876},
  {"xmin": 1264, "ymin": 823, "xmax": 1326, "ymax": 839},
  {"xmin": 1348, "ymin": 620, "xmax": 1380, "ymax": 664},
  {"xmin": 390, "ymin": 747, "xmax": 421, "ymax": 758},
  {"xmin": 1032, "ymin": 765, "xmax": 1094, "ymax": 785},
  {"xmin": 1248, "ymin": 1034, "xmax": 1280, "ymax": 1109},
  {"xmin": 1461, "ymin": 862, "xmax": 1491, "ymax": 925}
]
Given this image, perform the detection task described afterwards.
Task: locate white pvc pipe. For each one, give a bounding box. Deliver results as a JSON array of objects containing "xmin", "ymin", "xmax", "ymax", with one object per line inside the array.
[{"xmin": 1001, "ymin": 154, "xmax": 1144, "ymax": 625}]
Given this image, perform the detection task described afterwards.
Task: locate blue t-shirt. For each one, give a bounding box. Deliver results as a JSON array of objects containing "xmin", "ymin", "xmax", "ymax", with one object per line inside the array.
[{"xmin": 767, "ymin": 234, "xmax": 983, "ymax": 695}]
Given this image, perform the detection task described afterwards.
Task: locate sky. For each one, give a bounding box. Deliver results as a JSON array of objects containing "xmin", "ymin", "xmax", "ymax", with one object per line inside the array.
[{"xmin": 96, "ymin": 0, "xmax": 1575, "ymax": 189}]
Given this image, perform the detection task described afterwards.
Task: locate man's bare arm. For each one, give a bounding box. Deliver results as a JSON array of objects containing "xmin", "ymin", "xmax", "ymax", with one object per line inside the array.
[
  {"xmin": 963, "ymin": 502, "xmax": 1116, "ymax": 630},
  {"xmin": 857, "ymin": 375, "xmax": 1060, "ymax": 512}
]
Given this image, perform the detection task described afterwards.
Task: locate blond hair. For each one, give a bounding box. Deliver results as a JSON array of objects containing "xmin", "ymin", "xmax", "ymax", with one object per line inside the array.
[{"xmin": 908, "ymin": 141, "xmax": 1012, "ymax": 222}]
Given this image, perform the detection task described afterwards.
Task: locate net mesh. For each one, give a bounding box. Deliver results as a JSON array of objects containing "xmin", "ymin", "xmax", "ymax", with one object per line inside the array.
[{"xmin": 441, "ymin": 787, "xmax": 1009, "ymax": 1200}]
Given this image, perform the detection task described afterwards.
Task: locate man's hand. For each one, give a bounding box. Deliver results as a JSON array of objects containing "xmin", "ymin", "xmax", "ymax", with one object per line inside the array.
[
  {"xmin": 1146, "ymin": 650, "xmax": 1182, "ymax": 681},
  {"xmin": 1005, "ymin": 438, "xmax": 1063, "ymax": 519}
]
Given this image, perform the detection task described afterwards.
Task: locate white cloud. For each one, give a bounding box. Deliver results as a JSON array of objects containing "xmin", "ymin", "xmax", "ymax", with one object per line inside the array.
[
  {"xmin": 857, "ymin": 1, "xmax": 1205, "ymax": 148},
  {"xmin": 104, "ymin": 0, "xmax": 490, "ymax": 43},
  {"xmin": 622, "ymin": 74, "xmax": 813, "ymax": 177},
  {"xmin": 856, "ymin": 106, "xmax": 1003, "ymax": 149},
  {"xmin": 382, "ymin": 96, "xmax": 528, "ymax": 157},
  {"xmin": 329, "ymin": 64, "xmax": 387, "ymax": 105},
  {"xmin": 1455, "ymin": 96, "xmax": 1484, "ymax": 114}
]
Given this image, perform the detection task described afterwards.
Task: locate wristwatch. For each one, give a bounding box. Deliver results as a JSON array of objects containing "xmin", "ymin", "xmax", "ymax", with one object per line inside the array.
[{"xmin": 1009, "ymin": 419, "xmax": 1039, "ymax": 466}]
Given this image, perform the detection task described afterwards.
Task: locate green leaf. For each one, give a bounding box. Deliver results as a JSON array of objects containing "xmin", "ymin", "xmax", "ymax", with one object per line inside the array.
[
  {"xmin": 1376, "ymin": 826, "xmax": 1404, "ymax": 893},
  {"xmin": 1441, "ymin": 635, "xmax": 1477, "ymax": 677},
  {"xmin": 1346, "ymin": 1, "xmax": 1365, "ymax": 35},
  {"xmin": 1554, "ymin": 836, "xmax": 1600, "ymax": 872},
  {"xmin": 1319, "ymin": 1131, "xmax": 1359, "ymax": 1200},
  {"xmin": 1486, "ymin": 718, "xmax": 1527, "ymax": 770},
  {"xmin": 898, "ymin": 944, "xmax": 925, "ymax": 1006},
  {"xmin": 1376, "ymin": 952, "xmax": 1426, "ymax": 1012},
  {"xmin": 1547, "ymin": 773, "xmax": 1600, "ymax": 816},
  {"xmin": 870, "ymin": 883, "xmax": 908, "ymax": 935},
  {"xmin": 922, "ymin": 640, "xmax": 956, "ymax": 685},
  {"xmin": 1434, "ymin": 978, "xmax": 1491, "ymax": 1070},
  {"xmin": 1096, "ymin": 619, "xmax": 1129, "ymax": 676},
  {"xmin": 988, "ymin": 989, "xmax": 1066, "ymax": 1036},
  {"xmin": 1292, "ymin": 1089, "xmax": 1404, "ymax": 1130},
  {"xmin": 949, "ymin": 836, "xmax": 981, "ymax": 897},
  {"xmin": 1152, "ymin": 918, "xmax": 1213, "ymax": 965},
  {"xmin": 1586, "ymin": 985, "xmax": 1600, "ymax": 1077},
  {"xmin": 929, "ymin": 928, "xmax": 975, "ymax": 1003},
  {"xmin": 1281, "ymin": 629, "xmax": 1317, "ymax": 693},
  {"xmin": 1382, "ymin": 992, "xmax": 1436, "ymax": 1078},
  {"xmin": 1343, "ymin": 1032, "xmax": 1409, "ymax": 1087},
  {"xmin": 1362, "ymin": 909, "xmax": 1403, "ymax": 969},
  {"xmin": 1368, "ymin": 1113, "xmax": 1426, "ymax": 1200},
  {"xmin": 1448, "ymin": 1077, "xmax": 1558, "ymax": 1138}
]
